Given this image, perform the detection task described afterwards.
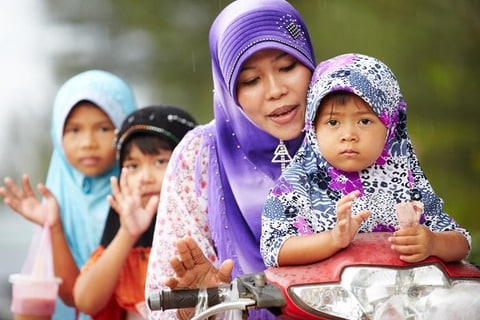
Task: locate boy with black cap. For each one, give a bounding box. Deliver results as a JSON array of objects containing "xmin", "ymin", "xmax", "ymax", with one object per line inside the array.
[{"xmin": 73, "ymin": 105, "xmax": 197, "ymax": 319}]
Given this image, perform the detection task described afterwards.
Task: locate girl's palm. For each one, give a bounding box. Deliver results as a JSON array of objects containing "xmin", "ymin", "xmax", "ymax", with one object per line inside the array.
[
  {"xmin": 0, "ymin": 175, "xmax": 59, "ymax": 227},
  {"xmin": 108, "ymin": 170, "xmax": 158, "ymax": 237}
]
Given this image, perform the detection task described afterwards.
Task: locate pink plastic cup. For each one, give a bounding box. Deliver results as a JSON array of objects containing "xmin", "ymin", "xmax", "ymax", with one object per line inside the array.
[{"xmin": 9, "ymin": 274, "xmax": 62, "ymax": 316}]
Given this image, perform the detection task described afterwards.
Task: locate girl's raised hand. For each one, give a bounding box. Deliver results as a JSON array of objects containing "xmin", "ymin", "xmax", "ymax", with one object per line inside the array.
[
  {"xmin": 107, "ymin": 168, "xmax": 158, "ymax": 238},
  {"xmin": 331, "ymin": 190, "xmax": 370, "ymax": 249},
  {"xmin": 0, "ymin": 174, "xmax": 60, "ymax": 228}
]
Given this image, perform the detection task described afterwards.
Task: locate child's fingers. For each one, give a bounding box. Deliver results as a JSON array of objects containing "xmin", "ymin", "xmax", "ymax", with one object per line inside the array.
[
  {"xmin": 336, "ymin": 190, "xmax": 359, "ymax": 210},
  {"xmin": 145, "ymin": 196, "xmax": 159, "ymax": 217},
  {"xmin": 21, "ymin": 174, "xmax": 35, "ymax": 197},
  {"xmin": 3, "ymin": 177, "xmax": 23, "ymax": 198},
  {"xmin": 110, "ymin": 176, "xmax": 121, "ymax": 200},
  {"xmin": 107, "ymin": 195, "xmax": 119, "ymax": 213},
  {"xmin": 119, "ymin": 168, "xmax": 131, "ymax": 193},
  {"xmin": 353, "ymin": 210, "xmax": 370, "ymax": 225},
  {"xmin": 37, "ymin": 183, "xmax": 53, "ymax": 199}
]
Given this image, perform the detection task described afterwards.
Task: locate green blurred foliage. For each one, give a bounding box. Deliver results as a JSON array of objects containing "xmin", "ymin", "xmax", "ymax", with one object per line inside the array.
[{"xmin": 44, "ymin": 0, "xmax": 479, "ymax": 264}]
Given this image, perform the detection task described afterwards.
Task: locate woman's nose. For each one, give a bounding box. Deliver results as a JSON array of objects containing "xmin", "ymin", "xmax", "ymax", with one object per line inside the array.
[{"xmin": 266, "ymin": 75, "xmax": 287, "ymax": 99}]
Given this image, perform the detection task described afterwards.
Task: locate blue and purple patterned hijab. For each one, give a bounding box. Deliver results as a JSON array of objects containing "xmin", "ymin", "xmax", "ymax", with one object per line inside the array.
[
  {"xmin": 206, "ymin": 0, "xmax": 316, "ymax": 276},
  {"xmin": 261, "ymin": 53, "xmax": 470, "ymax": 267}
]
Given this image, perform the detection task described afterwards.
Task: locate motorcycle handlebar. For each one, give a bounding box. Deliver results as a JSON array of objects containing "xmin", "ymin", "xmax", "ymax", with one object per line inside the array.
[{"xmin": 148, "ymin": 287, "xmax": 222, "ymax": 311}]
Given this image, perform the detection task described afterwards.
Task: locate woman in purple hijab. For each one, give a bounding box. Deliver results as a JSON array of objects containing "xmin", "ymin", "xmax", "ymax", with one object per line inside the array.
[{"xmin": 145, "ymin": 0, "xmax": 315, "ymax": 318}]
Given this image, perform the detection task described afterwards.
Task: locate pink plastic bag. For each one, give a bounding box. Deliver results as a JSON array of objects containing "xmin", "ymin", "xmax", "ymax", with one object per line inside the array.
[
  {"xmin": 9, "ymin": 205, "xmax": 62, "ymax": 316},
  {"xmin": 395, "ymin": 201, "xmax": 424, "ymax": 229}
]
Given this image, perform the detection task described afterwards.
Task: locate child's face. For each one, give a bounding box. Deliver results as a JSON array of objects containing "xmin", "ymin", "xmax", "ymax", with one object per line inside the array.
[
  {"xmin": 315, "ymin": 95, "xmax": 387, "ymax": 172},
  {"xmin": 236, "ymin": 48, "xmax": 311, "ymax": 141},
  {"xmin": 122, "ymin": 144, "xmax": 172, "ymax": 208},
  {"xmin": 62, "ymin": 102, "xmax": 116, "ymax": 177}
]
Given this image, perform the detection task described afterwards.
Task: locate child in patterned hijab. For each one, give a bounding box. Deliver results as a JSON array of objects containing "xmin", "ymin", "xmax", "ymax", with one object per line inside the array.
[{"xmin": 261, "ymin": 53, "xmax": 471, "ymax": 267}]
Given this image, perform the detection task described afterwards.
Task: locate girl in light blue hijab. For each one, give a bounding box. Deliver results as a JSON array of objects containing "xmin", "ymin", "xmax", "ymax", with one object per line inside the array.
[{"xmin": 1, "ymin": 69, "xmax": 137, "ymax": 319}]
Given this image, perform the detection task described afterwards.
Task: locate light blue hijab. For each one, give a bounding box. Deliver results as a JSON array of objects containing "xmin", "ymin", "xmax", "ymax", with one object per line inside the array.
[{"xmin": 45, "ymin": 70, "xmax": 137, "ymax": 319}]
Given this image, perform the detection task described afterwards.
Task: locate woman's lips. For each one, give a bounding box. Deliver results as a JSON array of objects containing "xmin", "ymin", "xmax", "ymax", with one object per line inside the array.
[{"xmin": 269, "ymin": 104, "xmax": 298, "ymax": 125}]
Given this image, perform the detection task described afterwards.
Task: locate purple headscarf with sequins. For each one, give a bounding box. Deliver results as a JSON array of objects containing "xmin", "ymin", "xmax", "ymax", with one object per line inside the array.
[{"xmin": 206, "ymin": 0, "xmax": 315, "ymax": 276}]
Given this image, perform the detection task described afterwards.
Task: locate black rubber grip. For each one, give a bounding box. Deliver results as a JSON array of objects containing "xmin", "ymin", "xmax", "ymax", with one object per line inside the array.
[{"xmin": 148, "ymin": 288, "xmax": 222, "ymax": 311}]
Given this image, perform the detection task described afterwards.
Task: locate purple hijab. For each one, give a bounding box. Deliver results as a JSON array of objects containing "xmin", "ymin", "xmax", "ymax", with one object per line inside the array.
[{"xmin": 206, "ymin": 0, "xmax": 316, "ymax": 276}]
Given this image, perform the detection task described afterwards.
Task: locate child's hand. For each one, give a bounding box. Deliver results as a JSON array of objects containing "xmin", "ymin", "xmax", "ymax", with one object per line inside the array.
[
  {"xmin": 107, "ymin": 168, "xmax": 158, "ymax": 238},
  {"xmin": 389, "ymin": 225, "xmax": 433, "ymax": 262},
  {"xmin": 331, "ymin": 190, "xmax": 370, "ymax": 249},
  {"xmin": 0, "ymin": 174, "xmax": 60, "ymax": 228}
]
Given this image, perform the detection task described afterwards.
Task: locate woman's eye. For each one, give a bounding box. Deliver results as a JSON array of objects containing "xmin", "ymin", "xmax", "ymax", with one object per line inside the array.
[
  {"xmin": 239, "ymin": 77, "xmax": 259, "ymax": 87},
  {"xmin": 280, "ymin": 61, "xmax": 297, "ymax": 72}
]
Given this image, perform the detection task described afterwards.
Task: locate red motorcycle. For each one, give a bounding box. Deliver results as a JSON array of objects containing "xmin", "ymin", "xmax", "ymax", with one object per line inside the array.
[{"xmin": 148, "ymin": 232, "xmax": 480, "ymax": 319}]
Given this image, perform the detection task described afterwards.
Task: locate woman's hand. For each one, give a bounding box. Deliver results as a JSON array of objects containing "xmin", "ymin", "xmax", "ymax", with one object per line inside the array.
[
  {"xmin": 164, "ymin": 236, "xmax": 233, "ymax": 290},
  {"xmin": 0, "ymin": 174, "xmax": 60, "ymax": 228}
]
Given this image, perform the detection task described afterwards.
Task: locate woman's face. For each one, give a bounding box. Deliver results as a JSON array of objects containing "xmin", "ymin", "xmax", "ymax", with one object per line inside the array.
[{"xmin": 236, "ymin": 49, "xmax": 311, "ymax": 140}]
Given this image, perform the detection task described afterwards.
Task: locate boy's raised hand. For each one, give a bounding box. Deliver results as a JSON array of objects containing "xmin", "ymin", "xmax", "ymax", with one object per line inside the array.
[
  {"xmin": 331, "ymin": 190, "xmax": 370, "ymax": 249},
  {"xmin": 0, "ymin": 174, "xmax": 60, "ymax": 228},
  {"xmin": 107, "ymin": 168, "xmax": 158, "ymax": 238}
]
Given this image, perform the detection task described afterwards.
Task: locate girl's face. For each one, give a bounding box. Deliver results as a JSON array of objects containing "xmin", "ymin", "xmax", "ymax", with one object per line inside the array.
[
  {"xmin": 122, "ymin": 144, "xmax": 172, "ymax": 208},
  {"xmin": 315, "ymin": 95, "xmax": 387, "ymax": 172},
  {"xmin": 236, "ymin": 49, "xmax": 311, "ymax": 141},
  {"xmin": 63, "ymin": 102, "xmax": 116, "ymax": 177}
]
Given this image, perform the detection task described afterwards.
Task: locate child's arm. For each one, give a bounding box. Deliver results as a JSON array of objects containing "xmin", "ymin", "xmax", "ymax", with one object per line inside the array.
[
  {"xmin": 74, "ymin": 228, "xmax": 138, "ymax": 314},
  {"xmin": 73, "ymin": 173, "xmax": 158, "ymax": 314},
  {"xmin": 0, "ymin": 175, "xmax": 79, "ymax": 306},
  {"xmin": 278, "ymin": 191, "xmax": 370, "ymax": 266},
  {"xmin": 389, "ymin": 226, "xmax": 470, "ymax": 263}
]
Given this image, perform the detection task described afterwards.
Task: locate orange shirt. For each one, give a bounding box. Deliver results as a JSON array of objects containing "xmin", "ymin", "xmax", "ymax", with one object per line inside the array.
[{"xmin": 81, "ymin": 246, "xmax": 150, "ymax": 320}]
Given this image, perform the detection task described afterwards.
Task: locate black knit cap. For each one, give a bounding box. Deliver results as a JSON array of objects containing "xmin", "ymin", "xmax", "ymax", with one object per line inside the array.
[{"xmin": 115, "ymin": 105, "xmax": 197, "ymax": 161}]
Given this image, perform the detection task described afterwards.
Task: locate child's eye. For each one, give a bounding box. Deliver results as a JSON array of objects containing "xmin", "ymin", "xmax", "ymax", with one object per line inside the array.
[
  {"xmin": 124, "ymin": 163, "xmax": 138, "ymax": 170},
  {"xmin": 155, "ymin": 158, "xmax": 169, "ymax": 167},
  {"xmin": 99, "ymin": 126, "xmax": 114, "ymax": 133},
  {"xmin": 64, "ymin": 127, "xmax": 80, "ymax": 135},
  {"xmin": 359, "ymin": 118, "xmax": 372, "ymax": 125},
  {"xmin": 326, "ymin": 119, "xmax": 339, "ymax": 126}
]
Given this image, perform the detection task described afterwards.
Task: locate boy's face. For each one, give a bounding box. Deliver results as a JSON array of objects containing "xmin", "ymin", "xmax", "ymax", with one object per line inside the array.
[
  {"xmin": 122, "ymin": 144, "xmax": 172, "ymax": 208},
  {"xmin": 315, "ymin": 95, "xmax": 387, "ymax": 172},
  {"xmin": 63, "ymin": 102, "xmax": 116, "ymax": 177}
]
